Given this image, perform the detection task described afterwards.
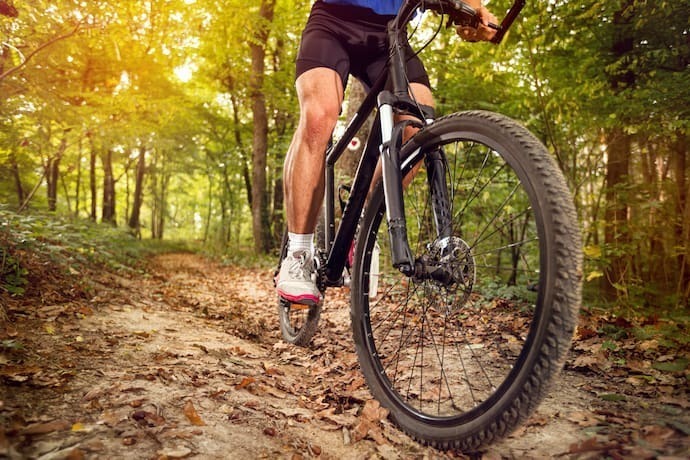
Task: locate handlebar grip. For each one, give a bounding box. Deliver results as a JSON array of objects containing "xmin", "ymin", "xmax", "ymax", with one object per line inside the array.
[{"xmin": 442, "ymin": 0, "xmax": 525, "ymax": 44}]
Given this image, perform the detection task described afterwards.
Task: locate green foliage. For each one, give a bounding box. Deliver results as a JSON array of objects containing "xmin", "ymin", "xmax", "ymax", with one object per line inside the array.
[
  {"xmin": 0, "ymin": 339, "xmax": 25, "ymax": 352},
  {"xmin": 479, "ymin": 280, "xmax": 537, "ymax": 304},
  {"xmin": 0, "ymin": 206, "xmax": 195, "ymax": 297},
  {"xmin": 0, "ymin": 246, "xmax": 28, "ymax": 296}
]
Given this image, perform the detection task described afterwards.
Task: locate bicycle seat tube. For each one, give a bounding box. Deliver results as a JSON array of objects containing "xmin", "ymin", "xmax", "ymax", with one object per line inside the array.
[{"xmin": 323, "ymin": 73, "xmax": 387, "ymax": 285}]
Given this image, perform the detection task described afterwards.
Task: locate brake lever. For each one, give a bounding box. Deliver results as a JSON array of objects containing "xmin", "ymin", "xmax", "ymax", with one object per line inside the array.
[{"xmin": 443, "ymin": 0, "xmax": 525, "ymax": 45}]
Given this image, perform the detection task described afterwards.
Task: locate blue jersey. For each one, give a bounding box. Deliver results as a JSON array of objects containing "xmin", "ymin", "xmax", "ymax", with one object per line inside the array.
[{"xmin": 322, "ymin": 0, "xmax": 403, "ymax": 16}]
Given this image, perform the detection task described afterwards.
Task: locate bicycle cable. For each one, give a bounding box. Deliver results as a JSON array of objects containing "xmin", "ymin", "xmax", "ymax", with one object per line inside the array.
[{"xmin": 392, "ymin": 1, "xmax": 447, "ymax": 125}]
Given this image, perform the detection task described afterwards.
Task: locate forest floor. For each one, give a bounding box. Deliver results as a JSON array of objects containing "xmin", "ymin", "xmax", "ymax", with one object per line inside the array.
[{"xmin": 1, "ymin": 252, "xmax": 689, "ymax": 459}]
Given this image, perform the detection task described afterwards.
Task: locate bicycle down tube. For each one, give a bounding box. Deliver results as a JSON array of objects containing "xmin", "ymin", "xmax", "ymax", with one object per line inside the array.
[{"xmin": 323, "ymin": 9, "xmax": 436, "ymax": 283}]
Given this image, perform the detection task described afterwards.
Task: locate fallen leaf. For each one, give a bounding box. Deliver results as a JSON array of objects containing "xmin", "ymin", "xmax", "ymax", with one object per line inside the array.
[
  {"xmin": 21, "ymin": 419, "xmax": 71, "ymax": 435},
  {"xmin": 276, "ymin": 407, "xmax": 313, "ymax": 420},
  {"xmin": 64, "ymin": 448, "xmax": 85, "ymax": 460},
  {"xmin": 659, "ymin": 395, "xmax": 690, "ymax": 409},
  {"xmin": 599, "ymin": 393, "xmax": 627, "ymax": 402},
  {"xmin": 83, "ymin": 387, "xmax": 106, "ymax": 401},
  {"xmin": 235, "ymin": 376, "xmax": 256, "ymax": 390},
  {"xmin": 157, "ymin": 446, "xmax": 192, "ymax": 458},
  {"xmin": 345, "ymin": 377, "xmax": 366, "ymax": 393},
  {"xmin": 131, "ymin": 410, "xmax": 165, "ymax": 427},
  {"xmin": 129, "ymin": 399, "xmax": 145, "ymax": 408},
  {"xmin": 264, "ymin": 366, "xmax": 284, "ymax": 376},
  {"xmin": 0, "ymin": 364, "xmax": 41, "ymax": 380},
  {"xmin": 98, "ymin": 409, "xmax": 127, "ymax": 427},
  {"xmin": 71, "ymin": 422, "xmax": 87, "ymax": 432},
  {"xmin": 568, "ymin": 437, "xmax": 617, "ymax": 454},
  {"xmin": 640, "ymin": 425, "xmax": 676, "ymax": 448},
  {"xmin": 360, "ymin": 400, "xmax": 389, "ymax": 422},
  {"xmin": 352, "ymin": 400, "xmax": 390, "ymax": 445},
  {"xmin": 352, "ymin": 419, "xmax": 372, "ymax": 443},
  {"xmin": 183, "ymin": 400, "xmax": 206, "ymax": 426},
  {"xmin": 567, "ymin": 411, "xmax": 600, "ymax": 428}
]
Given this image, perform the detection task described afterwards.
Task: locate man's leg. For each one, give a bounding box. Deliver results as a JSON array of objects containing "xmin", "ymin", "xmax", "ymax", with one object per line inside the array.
[
  {"xmin": 277, "ymin": 67, "xmax": 344, "ymax": 305},
  {"xmin": 368, "ymin": 82, "xmax": 434, "ymax": 195},
  {"xmin": 284, "ymin": 67, "xmax": 344, "ymax": 234}
]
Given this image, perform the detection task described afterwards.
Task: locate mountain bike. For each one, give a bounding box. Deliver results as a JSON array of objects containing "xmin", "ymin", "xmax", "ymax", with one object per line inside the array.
[{"xmin": 275, "ymin": 0, "xmax": 582, "ymax": 451}]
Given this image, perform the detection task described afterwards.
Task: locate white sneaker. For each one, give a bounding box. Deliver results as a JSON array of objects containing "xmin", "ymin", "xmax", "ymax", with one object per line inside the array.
[{"xmin": 276, "ymin": 250, "xmax": 321, "ymax": 306}]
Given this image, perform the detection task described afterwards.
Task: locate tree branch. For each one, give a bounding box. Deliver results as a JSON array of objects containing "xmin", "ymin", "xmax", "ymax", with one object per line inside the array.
[{"xmin": 0, "ymin": 22, "xmax": 82, "ymax": 82}]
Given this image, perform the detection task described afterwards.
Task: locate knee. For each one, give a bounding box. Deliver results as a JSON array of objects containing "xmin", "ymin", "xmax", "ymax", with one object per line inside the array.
[{"xmin": 299, "ymin": 101, "xmax": 340, "ymax": 144}]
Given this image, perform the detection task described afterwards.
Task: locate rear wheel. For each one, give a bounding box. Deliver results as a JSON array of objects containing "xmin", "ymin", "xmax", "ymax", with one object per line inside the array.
[
  {"xmin": 351, "ymin": 111, "xmax": 582, "ymax": 450},
  {"xmin": 276, "ymin": 229, "xmax": 322, "ymax": 346}
]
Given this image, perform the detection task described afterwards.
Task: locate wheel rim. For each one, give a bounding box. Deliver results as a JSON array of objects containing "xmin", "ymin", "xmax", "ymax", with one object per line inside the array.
[{"xmin": 279, "ymin": 298, "xmax": 313, "ymax": 339}]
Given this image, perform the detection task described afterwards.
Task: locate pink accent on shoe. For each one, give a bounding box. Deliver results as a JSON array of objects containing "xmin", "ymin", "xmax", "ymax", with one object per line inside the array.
[
  {"xmin": 347, "ymin": 239, "xmax": 355, "ymax": 268},
  {"xmin": 277, "ymin": 289, "xmax": 320, "ymax": 306}
]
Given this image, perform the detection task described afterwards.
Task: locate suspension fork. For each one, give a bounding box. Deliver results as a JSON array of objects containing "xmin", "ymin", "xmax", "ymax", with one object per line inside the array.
[
  {"xmin": 378, "ymin": 93, "xmax": 418, "ymax": 275},
  {"xmin": 425, "ymin": 147, "xmax": 453, "ymax": 239},
  {"xmin": 379, "ymin": 112, "xmax": 450, "ymax": 277}
]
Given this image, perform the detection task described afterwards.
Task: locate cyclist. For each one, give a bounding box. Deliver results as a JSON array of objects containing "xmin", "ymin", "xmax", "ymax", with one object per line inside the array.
[{"xmin": 276, "ymin": 0, "xmax": 497, "ymax": 305}]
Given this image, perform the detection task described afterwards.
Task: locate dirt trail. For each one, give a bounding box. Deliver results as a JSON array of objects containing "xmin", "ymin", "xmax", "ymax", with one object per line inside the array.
[{"xmin": 1, "ymin": 253, "xmax": 688, "ymax": 459}]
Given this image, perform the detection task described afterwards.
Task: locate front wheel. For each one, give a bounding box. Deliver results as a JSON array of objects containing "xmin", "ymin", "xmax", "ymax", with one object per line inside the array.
[{"xmin": 351, "ymin": 111, "xmax": 582, "ymax": 451}]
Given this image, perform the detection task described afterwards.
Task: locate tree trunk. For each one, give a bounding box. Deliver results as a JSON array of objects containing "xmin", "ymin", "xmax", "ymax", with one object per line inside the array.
[
  {"xmin": 271, "ymin": 175, "xmax": 283, "ymax": 249},
  {"xmin": 341, "ymin": 80, "xmax": 371, "ymax": 180},
  {"xmin": 150, "ymin": 149, "xmax": 160, "ymax": 239},
  {"xmin": 46, "ymin": 134, "xmax": 67, "ymax": 212},
  {"xmin": 74, "ymin": 136, "xmax": 82, "ymax": 218},
  {"xmin": 248, "ymin": 0, "xmax": 275, "ymax": 254},
  {"xmin": 602, "ymin": 127, "xmax": 631, "ymax": 299},
  {"xmin": 128, "ymin": 146, "xmax": 146, "ymax": 237},
  {"xmin": 228, "ymin": 93, "xmax": 252, "ymax": 210},
  {"xmin": 102, "ymin": 149, "xmax": 116, "ymax": 225},
  {"xmin": 9, "ymin": 150, "xmax": 25, "ymax": 205},
  {"xmin": 89, "ymin": 138, "xmax": 97, "ymax": 221},
  {"xmin": 152, "ymin": 169, "xmax": 169, "ymax": 240},
  {"xmin": 674, "ymin": 133, "xmax": 690, "ymax": 303},
  {"xmin": 601, "ymin": 0, "xmax": 635, "ymax": 300}
]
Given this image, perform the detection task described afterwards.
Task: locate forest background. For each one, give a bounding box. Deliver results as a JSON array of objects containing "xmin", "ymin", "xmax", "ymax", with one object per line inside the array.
[{"xmin": 1, "ymin": 0, "xmax": 689, "ymax": 317}]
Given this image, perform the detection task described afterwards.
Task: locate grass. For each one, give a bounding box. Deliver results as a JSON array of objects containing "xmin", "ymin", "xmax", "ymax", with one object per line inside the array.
[{"xmin": 0, "ymin": 206, "xmax": 196, "ymax": 303}]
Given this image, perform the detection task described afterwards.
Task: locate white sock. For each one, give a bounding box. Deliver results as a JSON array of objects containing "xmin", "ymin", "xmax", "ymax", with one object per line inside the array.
[{"xmin": 288, "ymin": 232, "xmax": 314, "ymax": 256}]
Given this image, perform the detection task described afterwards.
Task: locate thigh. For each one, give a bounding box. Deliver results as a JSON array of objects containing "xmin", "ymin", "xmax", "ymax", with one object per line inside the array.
[
  {"xmin": 296, "ymin": 5, "xmax": 351, "ymax": 88},
  {"xmin": 361, "ymin": 41, "xmax": 432, "ymax": 90},
  {"xmin": 296, "ymin": 67, "xmax": 344, "ymax": 117}
]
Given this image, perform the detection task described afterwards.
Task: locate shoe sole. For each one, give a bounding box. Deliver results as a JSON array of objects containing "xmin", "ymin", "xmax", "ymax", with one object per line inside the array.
[{"xmin": 277, "ymin": 289, "xmax": 320, "ymax": 307}]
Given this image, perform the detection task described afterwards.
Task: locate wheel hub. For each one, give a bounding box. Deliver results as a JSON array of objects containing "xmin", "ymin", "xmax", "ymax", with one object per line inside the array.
[{"xmin": 415, "ymin": 236, "xmax": 476, "ymax": 303}]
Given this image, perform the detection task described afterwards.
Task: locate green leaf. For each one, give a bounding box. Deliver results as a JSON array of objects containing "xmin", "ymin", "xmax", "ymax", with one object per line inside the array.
[
  {"xmin": 600, "ymin": 393, "xmax": 627, "ymax": 402},
  {"xmin": 652, "ymin": 358, "xmax": 689, "ymax": 373}
]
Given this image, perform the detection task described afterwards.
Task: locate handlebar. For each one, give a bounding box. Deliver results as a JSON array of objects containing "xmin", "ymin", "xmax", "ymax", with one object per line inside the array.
[{"xmin": 405, "ymin": 0, "xmax": 526, "ymax": 45}]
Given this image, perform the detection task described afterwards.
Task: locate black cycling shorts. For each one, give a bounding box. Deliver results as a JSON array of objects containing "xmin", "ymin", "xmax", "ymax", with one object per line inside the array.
[{"xmin": 296, "ymin": 1, "xmax": 430, "ymax": 91}]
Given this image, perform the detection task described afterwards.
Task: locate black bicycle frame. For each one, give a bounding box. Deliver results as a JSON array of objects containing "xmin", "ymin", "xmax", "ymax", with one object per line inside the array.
[
  {"xmin": 322, "ymin": 1, "xmax": 432, "ymax": 285},
  {"xmin": 321, "ymin": 0, "xmax": 526, "ymax": 285},
  {"xmin": 323, "ymin": 70, "xmax": 386, "ymax": 285}
]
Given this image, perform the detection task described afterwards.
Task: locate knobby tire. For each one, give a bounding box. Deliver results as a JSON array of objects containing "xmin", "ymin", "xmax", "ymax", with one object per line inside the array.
[{"xmin": 350, "ymin": 110, "xmax": 582, "ymax": 451}]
